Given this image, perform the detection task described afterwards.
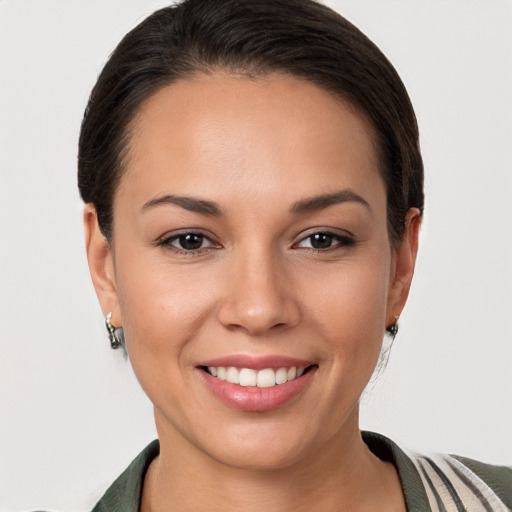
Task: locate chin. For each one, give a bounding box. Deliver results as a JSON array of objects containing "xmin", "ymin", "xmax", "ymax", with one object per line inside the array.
[
  {"xmin": 205, "ymin": 437, "xmax": 311, "ymax": 472},
  {"xmin": 185, "ymin": 412, "xmax": 335, "ymax": 472}
]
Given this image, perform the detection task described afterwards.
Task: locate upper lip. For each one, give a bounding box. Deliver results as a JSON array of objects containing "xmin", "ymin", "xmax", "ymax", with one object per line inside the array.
[{"xmin": 198, "ymin": 355, "xmax": 315, "ymax": 370}]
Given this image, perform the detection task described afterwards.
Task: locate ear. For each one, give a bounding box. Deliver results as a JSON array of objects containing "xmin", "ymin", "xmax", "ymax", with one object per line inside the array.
[
  {"xmin": 385, "ymin": 208, "xmax": 422, "ymax": 328},
  {"xmin": 83, "ymin": 204, "xmax": 121, "ymax": 326}
]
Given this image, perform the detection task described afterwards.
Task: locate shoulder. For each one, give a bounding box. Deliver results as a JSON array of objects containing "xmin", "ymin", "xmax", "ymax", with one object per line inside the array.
[
  {"xmin": 362, "ymin": 431, "xmax": 512, "ymax": 512},
  {"xmin": 409, "ymin": 451, "xmax": 512, "ymax": 511},
  {"xmin": 92, "ymin": 440, "xmax": 160, "ymax": 512},
  {"xmin": 449, "ymin": 454, "xmax": 512, "ymax": 509}
]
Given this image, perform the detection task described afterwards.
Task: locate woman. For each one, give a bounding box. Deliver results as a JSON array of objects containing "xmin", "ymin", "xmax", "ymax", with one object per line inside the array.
[{"xmin": 78, "ymin": 0, "xmax": 511, "ymax": 510}]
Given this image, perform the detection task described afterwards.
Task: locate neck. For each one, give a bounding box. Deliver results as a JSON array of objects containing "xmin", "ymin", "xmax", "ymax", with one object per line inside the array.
[{"xmin": 142, "ymin": 409, "xmax": 404, "ymax": 512}]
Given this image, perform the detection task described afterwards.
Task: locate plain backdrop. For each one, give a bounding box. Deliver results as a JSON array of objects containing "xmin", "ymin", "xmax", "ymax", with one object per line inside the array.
[{"xmin": 1, "ymin": 1, "xmax": 511, "ymax": 511}]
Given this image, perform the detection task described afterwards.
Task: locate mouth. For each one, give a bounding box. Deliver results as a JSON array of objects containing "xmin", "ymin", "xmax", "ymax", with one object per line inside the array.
[
  {"xmin": 196, "ymin": 357, "xmax": 318, "ymax": 411},
  {"xmin": 200, "ymin": 364, "xmax": 317, "ymax": 388}
]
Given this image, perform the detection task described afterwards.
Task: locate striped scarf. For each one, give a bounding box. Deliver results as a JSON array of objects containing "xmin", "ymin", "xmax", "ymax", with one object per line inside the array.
[{"xmin": 407, "ymin": 450, "xmax": 510, "ymax": 511}]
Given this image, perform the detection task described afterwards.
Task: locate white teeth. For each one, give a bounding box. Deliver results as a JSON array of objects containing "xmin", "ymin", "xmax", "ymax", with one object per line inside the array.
[
  {"xmin": 275, "ymin": 367, "xmax": 288, "ymax": 384},
  {"xmin": 257, "ymin": 368, "xmax": 276, "ymax": 388},
  {"xmin": 239, "ymin": 368, "xmax": 257, "ymax": 386},
  {"xmin": 207, "ymin": 365, "xmax": 309, "ymax": 388},
  {"xmin": 226, "ymin": 366, "xmax": 240, "ymax": 384}
]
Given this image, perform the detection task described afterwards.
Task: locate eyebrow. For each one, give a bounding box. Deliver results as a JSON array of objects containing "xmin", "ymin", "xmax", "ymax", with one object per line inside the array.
[
  {"xmin": 141, "ymin": 188, "xmax": 370, "ymax": 217},
  {"xmin": 141, "ymin": 195, "xmax": 223, "ymax": 216},
  {"xmin": 290, "ymin": 189, "xmax": 371, "ymax": 214}
]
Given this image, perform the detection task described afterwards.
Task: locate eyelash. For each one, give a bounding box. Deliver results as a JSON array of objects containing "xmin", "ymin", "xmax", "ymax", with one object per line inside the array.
[
  {"xmin": 157, "ymin": 230, "xmax": 356, "ymax": 255},
  {"xmin": 294, "ymin": 231, "xmax": 356, "ymax": 252},
  {"xmin": 158, "ymin": 231, "xmax": 220, "ymax": 255}
]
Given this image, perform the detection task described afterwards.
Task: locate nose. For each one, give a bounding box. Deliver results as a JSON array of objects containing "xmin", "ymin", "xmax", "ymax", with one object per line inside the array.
[{"xmin": 217, "ymin": 249, "xmax": 301, "ymax": 336}]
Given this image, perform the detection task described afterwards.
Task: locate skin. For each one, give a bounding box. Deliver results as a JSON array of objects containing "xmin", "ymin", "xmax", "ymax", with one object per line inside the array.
[{"xmin": 85, "ymin": 73, "xmax": 420, "ymax": 511}]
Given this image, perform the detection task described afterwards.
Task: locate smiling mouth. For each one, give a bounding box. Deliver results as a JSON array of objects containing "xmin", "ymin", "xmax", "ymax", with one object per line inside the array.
[{"xmin": 201, "ymin": 365, "xmax": 317, "ymax": 388}]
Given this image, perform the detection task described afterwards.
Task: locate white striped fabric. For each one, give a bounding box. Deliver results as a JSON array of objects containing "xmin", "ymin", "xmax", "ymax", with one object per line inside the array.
[{"xmin": 405, "ymin": 449, "xmax": 509, "ymax": 512}]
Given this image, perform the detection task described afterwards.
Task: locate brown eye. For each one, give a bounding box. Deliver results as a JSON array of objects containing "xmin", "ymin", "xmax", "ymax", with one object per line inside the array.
[
  {"xmin": 310, "ymin": 233, "xmax": 334, "ymax": 249},
  {"xmin": 296, "ymin": 231, "xmax": 355, "ymax": 251},
  {"xmin": 176, "ymin": 233, "xmax": 204, "ymax": 250},
  {"xmin": 161, "ymin": 232, "xmax": 216, "ymax": 252}
]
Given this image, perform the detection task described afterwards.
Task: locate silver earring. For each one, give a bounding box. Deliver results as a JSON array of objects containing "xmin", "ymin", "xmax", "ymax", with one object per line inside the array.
[
  {"xmin": 105, "ymin": 312, "xmax": 124, "ymax": 349},
  {"xmin": 386, "ymin": 315, "xmax": 400, "ymax": 337}
]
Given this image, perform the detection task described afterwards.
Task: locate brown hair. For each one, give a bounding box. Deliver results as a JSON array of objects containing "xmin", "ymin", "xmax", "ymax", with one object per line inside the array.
[{"xmin": 78, "ymin": 0, "xmax": 424, "ymax": 245}]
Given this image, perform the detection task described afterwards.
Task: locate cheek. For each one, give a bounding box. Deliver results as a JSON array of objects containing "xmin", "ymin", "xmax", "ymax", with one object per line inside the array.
[
  {"xmin": 114, "ymin": 252, "xmax": 219, "ymax": 361},
  {"xmin": 114, "ymin": 258, "xmax": 222, "ymax": 416},
  {"xmin": 300, "ymin": 251, "xmax": 392, "ymax": 392},
  {"xmin": 302, "ymin": 255, "xmax": 391, "ymax": 337}
]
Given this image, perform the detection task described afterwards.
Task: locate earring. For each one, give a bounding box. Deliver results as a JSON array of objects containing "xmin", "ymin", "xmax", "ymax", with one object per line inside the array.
[
  {"xmin": 105, "ymin": 312, "xmax": 124, "ymax": 349},
  {"xmin": 386, "ymin": 315, "xmax": 400, "ymax": 337}
]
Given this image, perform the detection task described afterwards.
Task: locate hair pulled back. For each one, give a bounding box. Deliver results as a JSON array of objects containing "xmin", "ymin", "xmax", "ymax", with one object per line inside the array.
[{"xmin": 78, "ymin": 0, "xmax": 424, "ymax": 244}]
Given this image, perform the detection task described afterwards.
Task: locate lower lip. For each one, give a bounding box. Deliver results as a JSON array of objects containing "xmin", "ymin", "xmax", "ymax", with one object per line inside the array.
[{"xmin": 198, "ymin": 368, "xmax": 316, "ymax": 412}]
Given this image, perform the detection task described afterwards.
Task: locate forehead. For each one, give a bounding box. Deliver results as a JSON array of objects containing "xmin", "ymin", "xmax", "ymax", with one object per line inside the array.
[{"xmin": 120, "ymin": 72, "xmax": 384, "ymax": 210}]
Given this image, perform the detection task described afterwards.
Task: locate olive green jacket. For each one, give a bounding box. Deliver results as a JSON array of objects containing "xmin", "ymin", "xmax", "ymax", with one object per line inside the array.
[{"xmin": 92, "ymin": 432, "xmax": 512, "ymax": 511}]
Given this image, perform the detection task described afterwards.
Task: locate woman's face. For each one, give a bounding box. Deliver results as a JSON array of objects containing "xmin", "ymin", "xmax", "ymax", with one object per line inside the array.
[{"xmin": 86, "ymin": 73, "xmax": 418, "ymax": 469}]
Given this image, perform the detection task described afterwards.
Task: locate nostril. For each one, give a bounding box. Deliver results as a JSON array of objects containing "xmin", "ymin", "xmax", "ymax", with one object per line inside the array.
[{"xmin": 216, "ymin": 280, "xmax": 302, "ymax": 335}]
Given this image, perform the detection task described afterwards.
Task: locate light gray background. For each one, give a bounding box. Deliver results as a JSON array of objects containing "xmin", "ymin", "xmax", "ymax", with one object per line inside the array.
[{"xmin": 1, "ymin": 1, "xmax": 511, "ymax": 510}]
